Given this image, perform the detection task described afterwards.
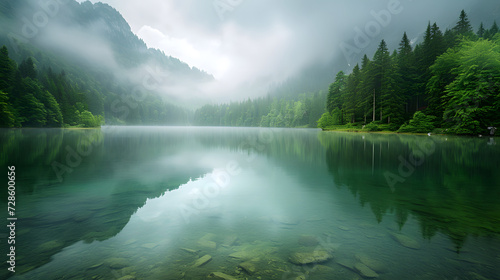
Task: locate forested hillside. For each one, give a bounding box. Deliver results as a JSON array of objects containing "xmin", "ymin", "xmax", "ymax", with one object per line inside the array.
[
  {"xmin": 0, "ymin": 0, "xmax": 213, "ymax": 127},
  {"xmin": 320, "ymin": 11, "xmax": 500, "ymax": 135},
  {"xmin": 193, "ymin": 92, "xmax": 326, "ymax": 128}
]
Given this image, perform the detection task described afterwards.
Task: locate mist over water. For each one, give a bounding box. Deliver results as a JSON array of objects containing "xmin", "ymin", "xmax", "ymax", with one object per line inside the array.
[{"xmin": 1, "ymin": 127, "xmax": 499, "ymax": 279}]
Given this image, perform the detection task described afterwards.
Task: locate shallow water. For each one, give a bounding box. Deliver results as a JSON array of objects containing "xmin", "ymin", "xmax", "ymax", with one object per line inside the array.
[{"xmin": 1, "ymin": 126, "xmax": 499, "ymax": 280}]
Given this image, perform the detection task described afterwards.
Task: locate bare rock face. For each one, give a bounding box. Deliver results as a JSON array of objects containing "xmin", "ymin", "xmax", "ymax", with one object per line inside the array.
[{"xmin": 289, "ymin": 250, "xmax": 332, "ymax": 265}]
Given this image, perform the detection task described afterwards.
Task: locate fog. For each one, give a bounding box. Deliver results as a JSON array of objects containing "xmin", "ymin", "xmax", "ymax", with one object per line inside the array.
[{"xmin": 51, "ymin": 0, "xmax": 500, "ymax": 106}]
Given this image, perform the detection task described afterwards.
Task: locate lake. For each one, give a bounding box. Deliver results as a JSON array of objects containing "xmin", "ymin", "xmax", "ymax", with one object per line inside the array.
[{"xmin": 1, "ymin": 126, "xmax": 499, "ymax": 280}]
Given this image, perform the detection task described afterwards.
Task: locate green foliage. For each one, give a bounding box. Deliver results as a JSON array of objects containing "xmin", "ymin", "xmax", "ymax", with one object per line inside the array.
[
  {"xmin": 436, "ymin": 39, "xmax": 500, "ymax": 134},
  {"xmin": 19, "ymin": 57, "xmax": 37, "ymax": 79},
  {"xmin": 453, "ymin": 10, "xmax": 473, "ymax": 36},
  {"xmin": 398, "ymin": 111, "xmax": 436, "ymax": 133},
  {"xmin": 0, "ymin": 45, "xmax": 15, "ymax": 92},
  {"xmin": 317, "ymin": 112, "xmax": 335, "ymax": 129},
  {"xmin": 194, "ymin": 92, "xmax": 326, "ymax": 128},
  {"xmin": 0, "ymin": 90, "xmax": 15, "ymax": 127},
  {"xmin": 78, "ymin": 110, "xmax": 103, "ymax": 128},
  {"xmin": 327, "ymin": 71, "xmax": 347, "ymax": 114},
  {"xmin": 320, "ymin": 10, "xmax": 500, "ymax": 136},
  {"xmin": 364, "ymin": 122, "xmax": 382, "ymax": 131}
]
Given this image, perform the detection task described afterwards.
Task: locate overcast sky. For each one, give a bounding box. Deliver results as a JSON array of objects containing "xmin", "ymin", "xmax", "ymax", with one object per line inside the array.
[{"xmin": 75, "ymin": 0, "xmax": 500, "ymax": 104}]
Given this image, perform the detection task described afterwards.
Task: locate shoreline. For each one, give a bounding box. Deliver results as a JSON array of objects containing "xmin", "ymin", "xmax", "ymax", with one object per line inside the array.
[{"xmin": 321, "ymin": 128, "xmax": 497, "ymax": 138}]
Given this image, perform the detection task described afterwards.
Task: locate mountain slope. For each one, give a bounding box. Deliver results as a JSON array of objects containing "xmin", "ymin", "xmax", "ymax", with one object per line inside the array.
[{"xmin": 0, "ymin": 0, "xmax": 213, "ymax": 127}]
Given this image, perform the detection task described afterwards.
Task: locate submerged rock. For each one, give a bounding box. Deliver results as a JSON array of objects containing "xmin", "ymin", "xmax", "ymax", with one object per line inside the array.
[
  {"xmin": 38, "ymin": 240, "xmax": 64, "ymax": 252},
  {"xmin": 355, "ymin": 253, "xmax": 386, "ymax": 272},
  {"xmin": 336, "ymin": 258, "xmax": 356, "ymax": 271},
  {"xmin": 289, "ymin": 250, "xmax": 332, "ymax": 265},
  {"xmin": 298, "ymin": 235, "xmax": 319, "ymax": 247},
  {"xmin": 141, "ymin": 243, "xmax": 157, "ymax": 249},
  {"xmin": 181, "ymin": 248, "xmax": 199, "ymax": 254},
  {"xmin": 193, "ymin": 254, "xmax": 212, "ymax": 267},
  {"xmin": 117, "ymin": 276, "xmax": 136, "ymax": 280},
  {"xmin": 198, "ymin": 233, "xmax": 217, "ymax": 249},
  {"xmin": 201, "ymin": 233, "xmax": 217, "ymax": 240},
  {"xmin": 222, "ymin": 235, "xmax": 238, "ymax": 247},
  {"xmin": 87, "ymin": 262, "xmax": 104, "ymax": 270},
  {"xmin": 104, "ymin": 258, "xmax": 129, "ymax": 269},
  {"xmin": 338, "ymin": 225, "xmax": 350, "ymax": 231},
  {"xmin": 198, "ymin": 238, "xmax": 216, "ymax": 249},
  {"xmin": 209, "ymin": 272, "xmax": 238, "ymax": 280},
  {"xmin": 391, "ymin": 233, "xmax": 421, "ymax": 249},
  {"xmin": 238, "ymin": 261, "xmax": 256, "ymax": 275},
  {"xmin": 229, "ymin": 251, "xmax": 252, "ymax": 260},
  {"xmin": 271, "ymin": 215, "xmax": 300, "ymax": 225},
  {"xmin": 354, "ymin": 262, "xmax": 379, "ymax": 278}
]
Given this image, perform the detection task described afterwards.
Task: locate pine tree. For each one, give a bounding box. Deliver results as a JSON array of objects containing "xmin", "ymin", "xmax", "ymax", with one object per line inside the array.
[
  {"xmin": 397, "ymin": 32, "xmax": 417, "ymax": 115},
  {"xmin": 477, "ymin": 22, "xmax": 485, "ymax": 38},
  {"xmin": 485, "ymin": 21, "xmax": 499, "ymax": 40},
  {"xmin": 431, "ymin": 23, "xmax": 445, "ymax": 57},
  {"xmin": 343, "ymin": 64, "xmax": 361, "ymax": 123},
  {"xmin": 0, "ymin": 90, "xmax": 15, "ymax": 127},
  {"xmin": 370, "ymin": 40, "xmax": 392, "ymax": 121},
  {"xmin": 19, "ymin": 57, "xmax": 37, "ymax": 79},
  {"xmin": 358, "ymin": 55, "xmax": 373, "ymax": 123},
  {"xmin": 453, "ymin": 10, "xmax": 473, "ymax": 36},
  {"xmin": 0, "ymin": 46, "xmax": 15, "ymax": 92},
  {"xmin": 326, "ymin": 71, "xmax": 347, "ymax": 115}
]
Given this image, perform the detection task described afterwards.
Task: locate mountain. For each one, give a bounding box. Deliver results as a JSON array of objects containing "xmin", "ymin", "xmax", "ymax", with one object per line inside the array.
[
  {"xmin": 268, "ymin": 1, "xmax": 500, "ymax": 100},
  {"xmin": 0, "ymin": 0, "xmax": 213, "ymax": 127}
]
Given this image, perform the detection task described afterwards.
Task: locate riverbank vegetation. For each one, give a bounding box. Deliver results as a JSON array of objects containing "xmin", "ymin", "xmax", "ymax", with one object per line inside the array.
[{"xmin": 321, "ymin": 11, "xmax": 500, "ymax": 135}]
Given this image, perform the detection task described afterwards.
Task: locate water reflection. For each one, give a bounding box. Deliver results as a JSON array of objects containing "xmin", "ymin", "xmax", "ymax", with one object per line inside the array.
[
  {"xmin": 0, "ymin": 127, "xmax": 499, "ymax": 279},
  {"xmin": 319, "ymin": 131, "xmax": 500, "ymax": 251}
]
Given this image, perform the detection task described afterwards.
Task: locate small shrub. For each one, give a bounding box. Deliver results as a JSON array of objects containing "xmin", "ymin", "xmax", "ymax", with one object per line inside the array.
[
  {"xmin": 364, "ymin": 122, "xmax": 382, "ymax": 131},
  {"xmin": 397, "ymin": 111, "xmax": 436, "ymax": 133}
]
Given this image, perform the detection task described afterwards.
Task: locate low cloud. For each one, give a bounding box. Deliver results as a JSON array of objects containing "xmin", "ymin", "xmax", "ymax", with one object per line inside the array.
[{"xmin": 71, "ymin": 0, "xmax": 493, "ymax": 107}]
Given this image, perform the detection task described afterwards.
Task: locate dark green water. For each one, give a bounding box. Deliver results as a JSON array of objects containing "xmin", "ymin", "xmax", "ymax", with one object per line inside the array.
[{"xmin": 1, "ymin": 127, "xmax": 499, "ymax": 280}]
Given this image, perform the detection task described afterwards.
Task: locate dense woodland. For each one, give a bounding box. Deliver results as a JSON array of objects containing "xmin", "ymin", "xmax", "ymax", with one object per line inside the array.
[
  {"xmin": 320, "ymin": 11, "xmax": 500, "ymax": 135},
  {"xmin": 193, "ymin": 92, "xmax": 326, "ymax": 128},
  {"xmin": 0, "ymin": 0, "xmax": 210, "ymax": 128},
  {"xmin": 2, "ymin": 5, "xmax": 499, "ymax": 134},
  {"xmin": 0, "ymin": 47, "xmax": 101, "ymax": 127},
  {"xmin": 196, "ymin": 11, "xmax": 500, "ymax": 135}
]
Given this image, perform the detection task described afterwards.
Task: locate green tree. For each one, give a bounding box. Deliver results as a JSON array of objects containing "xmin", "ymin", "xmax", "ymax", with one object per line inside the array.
[
  {"xmin": 326, "ymin": 71, "xmax": 347, "ymax": 116},
  {"xmin": 317, "ymin": 112, "xmax": 335, "ymax": 129},
  {"xmin": 441, "ymin": 39, "xmax": 500, "ymax": 134},
  {"xmin": 358, "ymin": 55, "xmax": 374, "ymax": 123},
  {"xmin": 0, "ymin": 90, "xmax": 15, "ymax": 127},
  {"xmin": 477, "ymin": 22, "xmax": 485, "ymax": 38},
  {"xmin": 453, "ymin": 10, "xmax": 473, "ymax": 36},
  {"xmin": 397, "ymin": 32, "xmax": 418, "ymax": 115},
  {"xmin": 485, "ymin": 21, "xmax": 499, "ymax": 40},
  {"xmin": 343, "ymin": 64, "xmax": 361, "ymax": 123},
  {"xmin": 19, "ymin": 57, "xmax": 37, "ymax": 79},
  {"xmin": 0, "ymin": 46, "xmax": 16, "ymax": 92},
  {"xmin": 398, "ymin": 111, "xmax": 436, "ymax": 133}
]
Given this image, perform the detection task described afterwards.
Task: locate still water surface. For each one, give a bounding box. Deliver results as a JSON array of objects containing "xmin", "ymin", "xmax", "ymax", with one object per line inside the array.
[{"xmin": 1, "ymin": 126, "xmax": 499, "ymax": 280}]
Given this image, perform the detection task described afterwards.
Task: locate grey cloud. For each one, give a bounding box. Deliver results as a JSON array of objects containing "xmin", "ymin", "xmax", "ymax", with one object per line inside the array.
[{"xmin": 74, "ymin": 0, "xmax": 496, "ymax": 106}]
